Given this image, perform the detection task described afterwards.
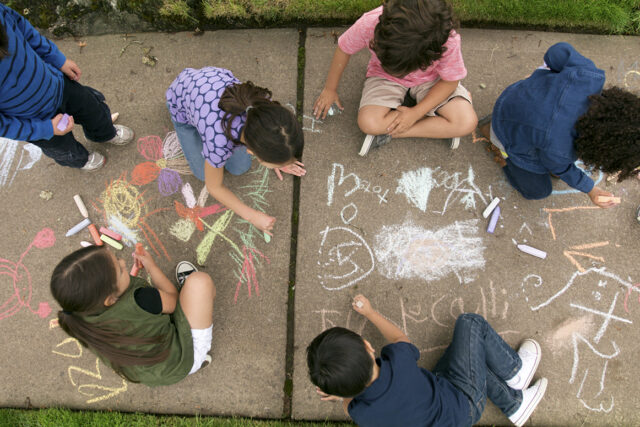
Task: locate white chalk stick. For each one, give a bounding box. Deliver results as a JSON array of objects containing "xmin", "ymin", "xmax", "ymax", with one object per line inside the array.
[
  {"xmin": 80, "ymin": 241, "xmax": 93, "ymax": 247},
  {"xmin": 517, "ymin": 244, "xmax": 547, "ymax": 259},
  {"xmin": 356, "ymin": 301, "xmax": 363, "ymax": 308},
  {"xmin": 66, "ymin": 218, "xmax": 91, "ymax": 237},
  {"xmin": 482, "ymin": 197, "xmax": 501, "ymax": 218},
  {"xmin": 73, "ymin": 194, "xmax": 89, "ymax": 218}
]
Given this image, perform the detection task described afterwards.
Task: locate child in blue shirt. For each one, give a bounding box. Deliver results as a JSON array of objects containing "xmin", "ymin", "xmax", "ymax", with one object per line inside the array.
[
  {"xmin": 0, "ymin": 4, "xmax": 133, "ymax": 171},
  {"xmin": 307, "ymin": 295, "xmax": 548, "ymax": 426}
]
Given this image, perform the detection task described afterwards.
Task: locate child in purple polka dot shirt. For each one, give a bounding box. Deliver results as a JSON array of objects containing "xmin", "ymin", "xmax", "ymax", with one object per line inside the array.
[{"xmin": 166, "ymin": 67, "xmax": 305, "ymax": 234}]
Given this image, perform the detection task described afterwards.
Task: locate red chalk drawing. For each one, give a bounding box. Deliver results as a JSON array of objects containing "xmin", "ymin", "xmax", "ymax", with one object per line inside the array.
[
  {"xmin": 0, "ymin": 228, "xmax": 55, "ymax": 320},
  {"xmin": 233, "ymin": 246, "xmax": 271, "ymax": 303}
]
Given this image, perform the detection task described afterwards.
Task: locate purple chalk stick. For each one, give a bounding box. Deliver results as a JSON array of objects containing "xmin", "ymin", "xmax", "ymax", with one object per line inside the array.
[
  {"xmin": 56, "ymin": 114, "xmax": 70, "ymax": 131},
  {"xmin": 487, "ymin": 206, "xmax": 500, "ymax": 233}
]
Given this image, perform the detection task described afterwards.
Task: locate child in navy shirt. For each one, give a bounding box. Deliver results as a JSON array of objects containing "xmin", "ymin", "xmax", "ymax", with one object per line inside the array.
[{"xmin": 307, "ymin": 295, "xmax": 548, "ymax": 426}]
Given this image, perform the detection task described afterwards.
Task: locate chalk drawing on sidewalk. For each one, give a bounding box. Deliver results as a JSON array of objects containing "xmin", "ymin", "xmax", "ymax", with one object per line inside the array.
[
  {"xmin": 0, "ymin": 228, "xmax": 54, "ymax": 321},
  {"xmin": 563, "ymin": 241, "xmax": 609, "ymax": 272},
  {"xmin": 130, "ymin": 132, "xmax": 192, "ymax": 196},
  {"xmin": 543, "ymin": 206, "xmax": 600, "ymax": 240},
  {"xmin": 0, "ymin": 138, "xmax": 42, "ymax": 188},
  {"xmin": 327, "ymin": 163, "xmax": 389, "ymax": 206},
  {"xmin": 374, "ymin": 219, "xmax": 485, "ymax": 284},
  {"xmin": 317, "ymin": 226, "xmax": 375, "ymax": 291},
  {"xmin": 551, "ymin": 160, "xmax": 604, "ymax": 196}
]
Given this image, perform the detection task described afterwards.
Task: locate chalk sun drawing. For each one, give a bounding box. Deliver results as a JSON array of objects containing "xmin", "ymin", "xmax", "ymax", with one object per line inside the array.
[
  {"xmin": 94, "ymin": 173, "xmax": 172, "ymax": 260},
  {"xmin": 373, "ymin": 219, "xmax": 485, "ymax": 284},
  {"xmin": 0, "ymin": 138, "xmax": 42, "ymax": 188},
  {"xmin": 130, "ymin": 132, "xmax": 192, "ymax": 196},
  {"xmin": 0, "ymin": 228, "xmax": 55, "ymax": 320},
  {"xmin": 317, "ymin": 226, "xmax": 375, "ymax": 291}
]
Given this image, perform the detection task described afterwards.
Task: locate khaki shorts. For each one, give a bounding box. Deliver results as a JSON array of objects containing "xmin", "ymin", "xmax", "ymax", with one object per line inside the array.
[{"xmin": 359, "ymin": 76, "xmax": 472, "ymax": 116}]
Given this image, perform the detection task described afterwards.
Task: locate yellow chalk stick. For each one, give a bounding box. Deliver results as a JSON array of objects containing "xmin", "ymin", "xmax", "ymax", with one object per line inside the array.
[
  {"xmin": 100, "ymin": 234, "xmax": 123, "ymax": 250},
  {"xmin": 597, "ymin": 196, "xmax": 621, "ymax": 203}
]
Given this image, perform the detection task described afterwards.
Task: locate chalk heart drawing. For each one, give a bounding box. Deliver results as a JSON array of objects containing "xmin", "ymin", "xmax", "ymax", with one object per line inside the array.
[
  {"xmin": 317, "ymin": 226, "xmax": 375, "ymax": 291},
  {"xmin": 374, "ymin": 219, "xmax": 485, "ymax": 284},
  {"xmin": 0, "ymin": 228, "xmax": 55, "ymax": 320},
  {"xmin": 0, "ymin": 138, "xmax": 42, "ymax": 188}
]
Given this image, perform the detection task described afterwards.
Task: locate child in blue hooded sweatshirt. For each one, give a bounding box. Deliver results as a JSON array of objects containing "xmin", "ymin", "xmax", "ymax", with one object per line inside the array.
[
  {"xmin": 0, "ymin": 4, "xmax": 134, "ymax": 171},
  {"xmin": 479, "ymin": 42, "xmax": 640, "ymax": 208}
]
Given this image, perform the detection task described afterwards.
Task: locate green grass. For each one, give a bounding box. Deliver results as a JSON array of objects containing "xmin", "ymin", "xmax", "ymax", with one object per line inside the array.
[{"xmin": 0, "ymin": 408, "xmax": 351, "ymax": 427}]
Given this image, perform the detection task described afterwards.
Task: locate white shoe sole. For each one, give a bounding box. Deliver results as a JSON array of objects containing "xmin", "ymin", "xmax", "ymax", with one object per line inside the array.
[
  {"xmin": 359, "ymin": 134, "xmax": 374, "ymax": 157},
  {"xmin": 511, "ymin": 378, "xmax": 547, "ymax": 427},
  {"xmin": 450, "ymin": 136, "xmax": 460, "ymax": 149},
  {"xmin": 519, "ymin": 339, "xmax": 541, "ymax": 391}
]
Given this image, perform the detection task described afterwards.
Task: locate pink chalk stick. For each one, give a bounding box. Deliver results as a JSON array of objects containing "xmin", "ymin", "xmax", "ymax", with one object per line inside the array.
[{"xmin": 99, "ymin": 226, "xmax": 122, "ymax": 241}]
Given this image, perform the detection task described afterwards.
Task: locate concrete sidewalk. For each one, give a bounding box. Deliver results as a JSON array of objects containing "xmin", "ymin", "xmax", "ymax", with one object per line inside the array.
[{"xmin": 0, "ymin": 27, "xmax": 638, "ymax": 425}]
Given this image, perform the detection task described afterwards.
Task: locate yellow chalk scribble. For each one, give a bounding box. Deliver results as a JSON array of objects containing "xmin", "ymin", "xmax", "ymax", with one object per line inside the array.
[
  {"xmin": 170, "ymin": 218, "xmax": 196, "ymax": 242},
  {"xmin": 197, "ymin": 209, "xmax": 241, "ymax": 265},
  {"xmin": 52, "ymin": 337, "xmax": 83, "ymax": 358},
  {"xmin": 68, "ymin": 357, "xmax": 128, "ymax": 404}
]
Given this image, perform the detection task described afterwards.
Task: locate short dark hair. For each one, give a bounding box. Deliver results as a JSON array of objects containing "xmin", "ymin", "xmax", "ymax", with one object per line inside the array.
[
  {"xmin": 574, "ymin": 87, "xmax": 640, "ymax": 182},
  {"xmin": 306, "ymin": 327, "xmax": 373, "ymax": 398},
  {"xmin": 371, "ymin": 0, "xmax": 454, "ymax": 78}
]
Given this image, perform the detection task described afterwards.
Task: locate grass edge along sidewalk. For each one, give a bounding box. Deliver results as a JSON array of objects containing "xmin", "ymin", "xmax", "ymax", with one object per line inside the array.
[{"xmin": 0, "ymin": 408, "xmax": 353, "ymax": 427}]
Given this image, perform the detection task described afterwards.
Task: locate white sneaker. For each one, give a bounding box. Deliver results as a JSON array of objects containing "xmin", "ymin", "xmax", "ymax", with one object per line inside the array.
[
  {"xmin": 106, "ymin": 125, "xmax": 134, "ymax": 146},
  {"xmin": 359, "ymin": 134, "xmax": 391, "ymax": 156},
  {"xmin": 506, "ymin": 339, "xmax": 541, "ymax": 390},
  {"xmin": 508, "ymin": 378, "xmax": 547, "ymax": 427},
  {"xmin": 175, "ymin": 260, "xmax": 197, "ymax": 289},
  {"xmin": 80, "ymin": 152, "xmax": 105, "ymax": 171},
  {"xmin": 450, "ymin": 136, "xmax": 460, "ymax": 149}
]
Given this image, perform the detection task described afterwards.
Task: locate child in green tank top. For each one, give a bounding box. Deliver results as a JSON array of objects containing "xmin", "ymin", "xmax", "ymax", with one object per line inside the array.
[{"xmin": 50, "ymin": 245, "xmax": 216, "ymax": 386}]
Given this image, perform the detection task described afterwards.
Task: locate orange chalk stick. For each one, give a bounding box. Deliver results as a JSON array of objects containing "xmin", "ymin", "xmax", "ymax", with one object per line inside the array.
[
  {"xmin": 88, "ymin": 224, "xmax": 103, "ymax": 246},
  {"xmin": 597, "ymin": 196, "xmax": 621, "ymax": 203},
  {"xmin": 130, "ymin": 243, "xmax": 144, "ymax": 276}
]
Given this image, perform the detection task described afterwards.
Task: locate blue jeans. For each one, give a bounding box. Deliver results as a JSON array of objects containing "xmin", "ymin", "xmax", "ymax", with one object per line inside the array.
[
  {"xmin": 433, "ymin": 314, "xmax": 523, "ymax": 426},
  {"xmin": 503, "ymin": 158, "xmax": 552, "ymax": 200},
  {"xmin": 170, "ymin": 117, "xmax": 252, "ymax": 181}
]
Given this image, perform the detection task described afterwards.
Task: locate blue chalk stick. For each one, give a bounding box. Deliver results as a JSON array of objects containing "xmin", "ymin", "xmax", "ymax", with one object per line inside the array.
[
  {"xmin": 487, "ymin": 206, "xmax": 500, "ymax": 233},
  {"xmin": 57, "ymin": 114, "xmax": 70, "ymax": 131},
  {"xmin": 66, "ymin": 218, "xmax": 91, "ymax": 237}
]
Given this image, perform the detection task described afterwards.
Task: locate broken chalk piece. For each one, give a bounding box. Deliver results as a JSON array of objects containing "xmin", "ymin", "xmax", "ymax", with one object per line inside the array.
[
  {"xmin": 487, "ymin": 206, "xmax": 500, "ymax": 233},
  {"xmin": 130, "ymin": 243, "xmax": 144, "ymax": 276},
  {"xmin": 80, "ymin": 241, "xmax": 93, "ymax": 248},
  {"xmin": 111, "ymin": 112, "xmax": 119, "ymax": 123},
  {"xmin": 327, "ymin": 103, "xmax": 343, "ymax": 116},
  {"xmin": 88, "ymin": 224, "xmax": 103, "ymax": 246},
  {"xmin": 56, "ymin": 114, "xmax": 70, "ymax": 131},
  {"xmin": 100, "ymin": 234, "xmax": 123, "ymax": 250},
  {"xmin": 482, "ymin": 197, "xmax": 501, "ymax": 218},
  {"xmin": 597, "ymin": 196, "xmax": 621, "ymax": 203},
  {"xmin": 65, "ymin": 218, "xmax": 91, "ymax": 237},
  {"xmin": 264, "ymin": 232, "xmax": 271, "ymax": 243},
  {"xmin": 356, "ymin": 301, "xmax": 363, "ymax": 308},
  {"xmin": 517, "ymin": 244, "xmax": 547, "ymax": 259},
  {"xmin": 73, "ymin": 194, "xmax": 88, "ymax": 218}
]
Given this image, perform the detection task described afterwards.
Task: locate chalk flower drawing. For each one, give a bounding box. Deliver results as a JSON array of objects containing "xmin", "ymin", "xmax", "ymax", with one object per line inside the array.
[
  {"xmin": 0, "ymin": 228, "xmax": 54, "ymax": 320},
  {"xmin": 0, "ymin": 138, "xmax": 42, "ymax": 188},
  {"xmin": 130, "ymin": 132, "xmax": 192, "ymax": 196},
  {"xmin": 374, "ymin": 219, "xmax": 485, "ymax": 284}
]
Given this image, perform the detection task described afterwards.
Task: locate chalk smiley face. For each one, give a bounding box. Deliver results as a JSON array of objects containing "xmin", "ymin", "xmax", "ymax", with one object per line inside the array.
[{"xmin": 317, "ymin": 226, "xmax": 375, "ymax": 291}]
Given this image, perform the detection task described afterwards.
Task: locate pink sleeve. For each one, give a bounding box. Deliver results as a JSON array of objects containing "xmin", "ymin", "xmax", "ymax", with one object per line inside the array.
[
  {"xmin": 338, "ymin": 6, "xmax": 382, "ymax": 55},
  {"xmin": 433, "ymin": 31, "xmax": 467, "ymax": 81}
]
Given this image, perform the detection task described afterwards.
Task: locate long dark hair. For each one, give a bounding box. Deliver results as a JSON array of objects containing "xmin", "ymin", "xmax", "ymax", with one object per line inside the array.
[
  {"xmin": 0, "ymin": 22, "xmax": 9, "ymax": 60},
  {"xmin": 50, "ymin": 246, "xmax": 170, "ymax": 378},
  {"xmin": 574, "ymin": 87, "xmax": 640, "ymax": 182},
  {"xmin": 219, "ymin": 81, "xmax": 303, "ymax": 164}
]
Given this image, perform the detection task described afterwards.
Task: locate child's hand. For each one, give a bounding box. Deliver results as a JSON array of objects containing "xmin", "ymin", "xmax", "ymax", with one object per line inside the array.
[
  {"xmin": 588, "ymin": 187, "xmax": 620, "ymax": 209},
  {"xmin": 316, "ymin": 387, "xmax": 343, "ymax": 402},
  {"xmin": 313, "ymin": 89, "xmax": 343, "ymax": 120},
  {"xmin": 352, "ymin": 294, "xmax": 373, "ymax": 316},
  {"xmin": 52, "ymin": 113, "xmax": 74, "ymax": 135},
  {"xmin": 132, "ymin": 245, "xmax": 158, "ymax": 271},
  {"xmin": 387, "ymin": 106, "xmax": 421, "ymax": 136},
  {"xmin": 250, "ymin": 211, "xmax": 276, "ymax": 233},
  {"xmin": 274, "ymin": 161, "xmax": 306, "ymax": 180},
  {"xmin": 61, "ymin": 59, "xmax": 82, "ymax": 81}
]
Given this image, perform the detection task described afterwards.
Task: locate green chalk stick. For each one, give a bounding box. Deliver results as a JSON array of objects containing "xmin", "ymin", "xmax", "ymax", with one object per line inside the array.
[{"xmin": 264, "ymin": 232, "xmax": 271, "ymax": 243}]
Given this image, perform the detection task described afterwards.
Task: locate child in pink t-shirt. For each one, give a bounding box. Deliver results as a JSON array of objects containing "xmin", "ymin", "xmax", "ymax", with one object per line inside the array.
[{"xmin": 314, "ymin": 0, "xmax": 478, "ymax": 156}]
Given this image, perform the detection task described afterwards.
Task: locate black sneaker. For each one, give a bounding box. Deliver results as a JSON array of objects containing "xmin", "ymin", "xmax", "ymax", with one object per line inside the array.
[
  {"xmin": 359, "ymin": 134, "xmax": 391, "ymax": 156},
  {"xmin": 175, "ymin": 261, "xmax": 197, "ymax": 289}
]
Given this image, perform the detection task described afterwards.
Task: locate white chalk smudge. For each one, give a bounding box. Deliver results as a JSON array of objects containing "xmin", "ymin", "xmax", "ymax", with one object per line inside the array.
[
  {"xmin": 373, "ymin": 219, "xmax": 485, "ymax": 284},
  {"xmin": 395, "ymin": 167, "xmax": 436, "ymax": 212}
]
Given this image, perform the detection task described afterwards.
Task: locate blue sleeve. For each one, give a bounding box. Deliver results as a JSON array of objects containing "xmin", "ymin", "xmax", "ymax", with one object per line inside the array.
[
  {"xmin": 0, "ymin": 112, "xmax": 53, "ymax": 141},
  {"xmin": 539, "ymin": 151, "xmax": 594, "ymax": 193},
  {"xmin": 2, "ymin": 5, "xmax": 66, "ymax": 69}
]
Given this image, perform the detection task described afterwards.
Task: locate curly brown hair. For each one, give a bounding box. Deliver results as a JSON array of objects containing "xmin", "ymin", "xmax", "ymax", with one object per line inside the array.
[
  {"xmin": 574, "ymin": 87, "xmax": 640, "ymax": 182},
  {"xmin": 370, "ymin": 0, "xmax": 455, "ymax": 78}
]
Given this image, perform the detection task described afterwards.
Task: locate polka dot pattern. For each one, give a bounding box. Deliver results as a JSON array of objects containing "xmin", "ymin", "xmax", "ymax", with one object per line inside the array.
[{"xmin": 166, "ymin": 67, "xmax": 246, "ymax": 168}]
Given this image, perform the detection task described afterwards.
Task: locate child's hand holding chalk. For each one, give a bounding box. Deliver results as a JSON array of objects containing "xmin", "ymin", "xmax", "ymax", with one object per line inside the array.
[
  {"xmin": 352, "ymin": 294, "xmax": 371, "ymax": 314},
  {"xmin": 130, "ymin": 243, "xmax": 145, "ymax": 276},
  {"xmin": 589, "ymin": 188, "xmax": 620, "ymax": 209},
  {"xmin": 53, "ymin": 113, "xmax": 74, "ymax": 135},
  {"xmin": 132, "ymin": 244, "xmax": 157, "ymax": 272}
]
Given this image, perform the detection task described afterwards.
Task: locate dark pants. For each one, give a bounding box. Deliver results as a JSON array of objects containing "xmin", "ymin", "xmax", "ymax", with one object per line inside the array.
[
  {"xmin": 433, "ymin": 314, "xmax": 523, "ymax": 426},
  {"xmin": 503, "ymin": 158, "xmax": 552, "ymax": 200},
  {"xmin": 29, "ymin": 77, "xmax": 116, "ymax": 168}
]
